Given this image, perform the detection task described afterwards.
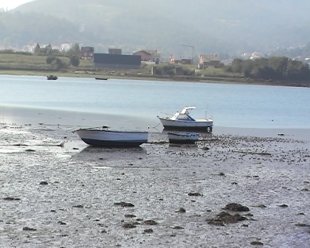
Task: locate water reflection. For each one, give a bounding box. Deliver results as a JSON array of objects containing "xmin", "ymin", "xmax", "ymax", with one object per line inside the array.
[{"xmin": 162, "ymin": 129, "xmax": 213, "ymax": 145}]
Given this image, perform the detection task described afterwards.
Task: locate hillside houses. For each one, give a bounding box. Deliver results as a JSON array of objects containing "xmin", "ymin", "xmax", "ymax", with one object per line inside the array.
[
  {"xmin": 133, "ymin": 50, "xmax": 160, "ymax": 63},
  {"xmin": 198, "ymin": 54, "xmax": 224, "ymax": 69},
  {"xmin": 80, "ymin": 46, "xmax": 94, "ymax": 59}
]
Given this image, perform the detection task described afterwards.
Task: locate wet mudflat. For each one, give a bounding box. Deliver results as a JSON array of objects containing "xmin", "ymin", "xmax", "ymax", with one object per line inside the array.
[{"xmin": 0, "ymin": 124, "xmax": 309, "ymax": 247}]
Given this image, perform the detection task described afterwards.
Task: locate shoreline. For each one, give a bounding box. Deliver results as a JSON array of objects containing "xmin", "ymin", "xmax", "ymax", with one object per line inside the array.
[
  {"xmin": 1, "ymin": 70, "xmax": 310, "ymax": 88},
  {"xmin": 1, "ymin": 105, "xmax": 310, "ymax": 140}
]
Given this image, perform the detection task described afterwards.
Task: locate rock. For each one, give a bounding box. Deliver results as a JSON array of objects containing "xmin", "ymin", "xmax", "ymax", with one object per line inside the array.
[
  {"xmin": 114, "ymin": 202, "xmax": 135, "ymax": 208},
  {"xmin": 122, "ymin": 223, "xmax": 137, "ymax": 229},
  {"xmin": 173, "ymin": 226, "xmax": 184, "ymax": 229},
  {"xmin": 39, "ymin": 181, "xmax": 48, "ymax": 185},
  {"xmin": 23, "ymin": 227, "xmax": 37, "ymax": 231},
  {"xmin": 124, "ymin": 214, "xmax": 136, "ymax": 218},
  {"xmin": 25, "ymin": 149, "xmax": 36, "ymax": 152},
  {"xmin": 143, "ymin": 229, "xmax": 154, "ymax": 233},
  {"xmin": 250, "ymin": 241, "xmax": 264, "ymax": 246},
  {"xmin": 295, "ymin": 223, "xmax": 310, "ymax": 227},
  {"xmin": 278, "ymin": 204, "xmax": 288, "ymax": 208},
  {"xmin": 223, "ymin": 203, "xmax": 250, "ymax": 212},
  {"xmin": 253, "ymin": 204, "xmax": 267, "ymax": 208},
  {"xmin": 218, "ymin": 211, "xmax": 247, "ymax": 223},
  {"xmin": 176, "ymin": 208, "xmax": 186, "ymax": 213},
  {"xmin": 3, "ymin": 197, "xmax": 21, "ymax": 201},
  {"xmin": 13, "ymin": 143, "xmax": 26, "ymax": 147},
  {"xmin": 207, "ymin": 218, "xmax": 225, "ymax": 226},
  {"xmin": 188, "ymin": 192, "xmax": 203, "ymax": 197},
  {"xmin": 58, "ymin": 221, "xmax": 67, "ymax": 225},
  {"xmin": 143, "ymin": 220, "xmax": 158, "ymax": 225},
  {"xmin": 73, "ymin": 205, "xmax": 84, "ymax": 208},
  {"xmin": 207, "ymin": 211, "xmax": 247, "ymax": 225}
]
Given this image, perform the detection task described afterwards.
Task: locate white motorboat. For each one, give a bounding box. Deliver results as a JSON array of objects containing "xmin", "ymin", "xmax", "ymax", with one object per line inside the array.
[
  {"xmin": 167, "ymin": 131, "xmax": 200, "ymax": 144},
  {"xmin": 75, "ymin": 127, "xmax": 148, "ymax": 147},
  {"xmin": 158, "ymin": 107, "xmax": 213, "ymax": 132}
]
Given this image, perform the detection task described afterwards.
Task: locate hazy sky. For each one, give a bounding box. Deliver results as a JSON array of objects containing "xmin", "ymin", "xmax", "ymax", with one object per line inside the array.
[{"xmin": 0, "ymin": 0, "xmax": 33, "ymax": 10}]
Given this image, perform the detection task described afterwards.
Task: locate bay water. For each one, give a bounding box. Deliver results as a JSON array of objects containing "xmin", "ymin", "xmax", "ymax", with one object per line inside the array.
[{"xmin": 0, "ymin": 75, "xmax": 309, "ymax": 129}]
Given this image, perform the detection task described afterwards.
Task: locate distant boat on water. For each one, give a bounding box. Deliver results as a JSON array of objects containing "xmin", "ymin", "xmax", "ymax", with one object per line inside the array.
[
  {"xmin": 47, "ymin": 75, "xmax": 58, "ymax": 80},
  {"xmin": 95, "ymin": 77, "xmax": 108, "ymax": 80}
]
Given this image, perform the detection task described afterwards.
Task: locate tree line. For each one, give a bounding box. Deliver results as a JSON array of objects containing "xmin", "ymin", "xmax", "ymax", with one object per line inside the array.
[
  {"xmin": 34, "ymin": 43, "xmax": 81, "ymax": 69},
  {"xmin": 0, "ymin": 43, "xmax": 81, "ymax": 70},
  {"xmin": 226, "ymin": 57, "xmax": 310, "ymax": 82}
]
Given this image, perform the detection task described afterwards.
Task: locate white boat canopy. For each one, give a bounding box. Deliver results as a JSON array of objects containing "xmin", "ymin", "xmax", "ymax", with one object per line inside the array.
[
  {"xmin": 180, "ymin": 106, "xmax": 196, "ymax": 114},
  {"xmin": 171, "ymin": 107, "xmax": 196, "ymax": 121}
]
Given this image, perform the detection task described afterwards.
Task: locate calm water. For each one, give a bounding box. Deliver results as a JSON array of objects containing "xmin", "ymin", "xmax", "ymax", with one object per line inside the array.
[{"xmin": 0, "ymin": 75, "xmax": 310, "ymax": 128}]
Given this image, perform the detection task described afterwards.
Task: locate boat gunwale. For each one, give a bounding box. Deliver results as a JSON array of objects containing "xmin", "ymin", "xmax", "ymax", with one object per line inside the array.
[
  {"xmin": 158, "ymin": 116, "xmax": 213, "ymax": 123},
  {"xmin": 75, "ymin": 128, "xmax": 148, "ymax": 134}
]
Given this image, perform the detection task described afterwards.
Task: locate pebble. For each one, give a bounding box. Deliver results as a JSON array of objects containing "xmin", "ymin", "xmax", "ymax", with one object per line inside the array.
[
  {"xmin": 223, "ymin": 203, "xmax": 250, "ymax": 212},
  {"xmin": 114, "ymin": 202, "xmax": 135, "ymax": 207}
]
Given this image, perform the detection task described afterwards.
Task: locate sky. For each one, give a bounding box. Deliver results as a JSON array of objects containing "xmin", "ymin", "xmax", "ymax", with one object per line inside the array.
[{"xmin": 0, "ymin": 0, "xmax": 33, "ymax": 10}]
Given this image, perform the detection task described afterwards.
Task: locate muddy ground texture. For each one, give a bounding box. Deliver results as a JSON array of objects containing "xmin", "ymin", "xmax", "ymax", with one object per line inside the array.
[{"xmin": 0, "ymin": 123, "xmax": 309, "ymax": 248}]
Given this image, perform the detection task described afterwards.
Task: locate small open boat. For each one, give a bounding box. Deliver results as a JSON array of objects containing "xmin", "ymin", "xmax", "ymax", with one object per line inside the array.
[
  {"xmin": 167, "ymin": 131, "xmax": 200, "ymax": 144},
  {"xmin": 158, "ymin": 107, "xmax": 213, "ymax": 132},
  {"xmin": 75, "ymin": 127, "xmax": 148, "ymax": 147},
  {"xmin": 95, "ymin": 77, "xmax": 108, "ymax": 80},
  {"xmin": 47, "ymin": 75, "xmax": 58, "ymax": 80}
]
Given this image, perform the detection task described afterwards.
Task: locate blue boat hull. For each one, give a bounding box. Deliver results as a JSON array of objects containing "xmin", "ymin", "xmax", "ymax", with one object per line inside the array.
[{"xmin": 81, "ymin": 138, "xmax": 145, "ymax": 148}]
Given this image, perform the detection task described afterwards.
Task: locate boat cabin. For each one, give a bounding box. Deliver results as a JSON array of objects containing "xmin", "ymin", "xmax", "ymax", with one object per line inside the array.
[{"xmin": 171, "ymin": 107, "xmax": 196, "ymax": 121}]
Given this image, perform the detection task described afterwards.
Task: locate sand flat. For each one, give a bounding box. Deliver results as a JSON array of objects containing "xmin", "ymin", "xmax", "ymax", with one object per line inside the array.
[{"xmin": 0, "ymin": 121, "xmax": 309, "ymax": 247}]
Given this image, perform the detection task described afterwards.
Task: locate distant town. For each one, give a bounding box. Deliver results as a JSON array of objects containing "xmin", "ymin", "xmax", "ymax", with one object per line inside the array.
[{"xmin": 0, "ymin": 42, "xmax": 310, "ymax": 87}]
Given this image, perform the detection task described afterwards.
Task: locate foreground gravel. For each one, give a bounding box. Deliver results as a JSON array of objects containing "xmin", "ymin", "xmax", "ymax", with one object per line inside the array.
[{"xmin": 0, "ymin": 123, "xmax": 309, "ymax": 248}]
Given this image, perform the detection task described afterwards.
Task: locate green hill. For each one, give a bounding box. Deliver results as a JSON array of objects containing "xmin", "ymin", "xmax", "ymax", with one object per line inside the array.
[{"xmin": 1, "ymin": 0, "xmax": 310, "ymax": 56}]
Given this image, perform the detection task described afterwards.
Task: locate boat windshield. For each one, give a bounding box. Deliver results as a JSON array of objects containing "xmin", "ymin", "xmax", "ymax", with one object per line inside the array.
[{"xmin": 171, "ymin": 112, "xmax": 195, "ymax": 121}]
